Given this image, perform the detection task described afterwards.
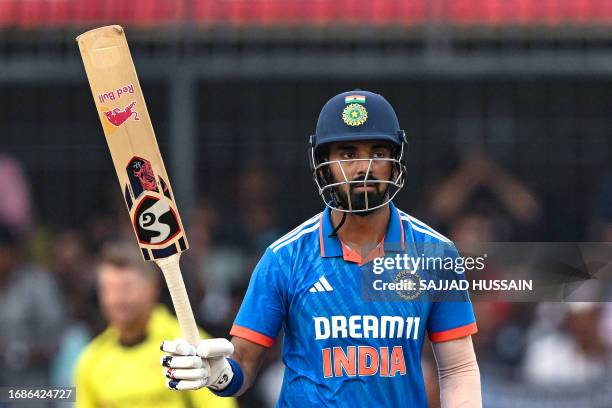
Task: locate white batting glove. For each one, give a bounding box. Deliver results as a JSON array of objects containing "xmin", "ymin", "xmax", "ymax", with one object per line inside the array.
[{"xmin": 160, "ymin": 338, "xmax": 234, "ymax": 391}]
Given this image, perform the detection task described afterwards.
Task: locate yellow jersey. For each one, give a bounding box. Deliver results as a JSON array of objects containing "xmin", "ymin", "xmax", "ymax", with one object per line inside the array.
[{"xmin": 75, "ymin": 304, "xmax": 237, "ymax": 408}]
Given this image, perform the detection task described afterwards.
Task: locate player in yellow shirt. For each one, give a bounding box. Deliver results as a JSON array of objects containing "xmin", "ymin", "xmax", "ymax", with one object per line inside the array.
[{"xmin": 75, "ymin": 242, "xmax": 236, "ymax": 408}]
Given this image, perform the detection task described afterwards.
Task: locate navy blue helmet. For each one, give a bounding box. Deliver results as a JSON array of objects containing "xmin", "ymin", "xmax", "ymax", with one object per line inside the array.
[
  {"xmin": 310, "ymin": 90, "xmax": 406, "ymax": 148},
  {"xmin": 309, "ymin": 90, "xmax": 408, "ymax": 214}
]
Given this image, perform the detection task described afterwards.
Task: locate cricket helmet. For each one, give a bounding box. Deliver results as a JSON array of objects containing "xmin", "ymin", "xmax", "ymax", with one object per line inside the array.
[{"xmin": 309, "ymin": 90, "xmax": 408, "ymax": 214}]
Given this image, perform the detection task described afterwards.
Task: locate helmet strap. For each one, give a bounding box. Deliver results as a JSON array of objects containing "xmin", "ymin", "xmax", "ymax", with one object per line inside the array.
[{"xmin": 328, "ymin": 210, "xmax": 348, "ymax": 238}]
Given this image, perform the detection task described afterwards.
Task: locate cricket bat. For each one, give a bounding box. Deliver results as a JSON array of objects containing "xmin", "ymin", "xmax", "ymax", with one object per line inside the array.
[{"xmin": 77, "ymin": 25, "xmax": 199, "ymax": 345}]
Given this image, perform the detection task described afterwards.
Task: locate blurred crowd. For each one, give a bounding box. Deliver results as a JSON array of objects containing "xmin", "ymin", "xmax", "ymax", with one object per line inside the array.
[{"xmin": 0, "ymin": 150, "xmax": 610, "ymax": 407}]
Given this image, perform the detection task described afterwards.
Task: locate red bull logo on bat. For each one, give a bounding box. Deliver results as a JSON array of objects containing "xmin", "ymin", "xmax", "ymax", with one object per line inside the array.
[
  {"xmin": 98, "ymin": 83, "xmax": 135, "ymax": 104},
  {"xmin": 103, "ymin": 101, "xmax": 140, "ymax": 126}
]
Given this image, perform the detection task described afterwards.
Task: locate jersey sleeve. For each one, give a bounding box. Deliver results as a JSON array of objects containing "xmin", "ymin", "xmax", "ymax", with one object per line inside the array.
[
  {"xmin": 427, "ymin": 244, "xmax": 478, "ymax": 343},
  {"xmin": 230, "ymin": 248, "xmax": 288, "ymax": 348}
]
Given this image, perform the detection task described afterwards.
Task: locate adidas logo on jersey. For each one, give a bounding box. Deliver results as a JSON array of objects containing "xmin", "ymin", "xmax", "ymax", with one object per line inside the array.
[{"xmin": 309, "ymin": 276, "xmax": 333, "ymax": 293}]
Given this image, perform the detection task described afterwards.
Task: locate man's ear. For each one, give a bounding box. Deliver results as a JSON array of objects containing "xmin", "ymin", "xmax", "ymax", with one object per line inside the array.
[{"xmin": 319, "ymin": 145, "xmax": 331, "ymax": 161}]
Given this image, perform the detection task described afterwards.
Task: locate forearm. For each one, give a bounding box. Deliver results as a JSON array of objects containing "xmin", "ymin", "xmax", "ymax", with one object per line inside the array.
[
  {"xmin": 229, "ymin": 337, "xmax": 267, "ymax": 396},
  {"xmin": 438, "ymin": 358, "xmax": 481, "ymax": 407},
  {"xmin": 432, "ymin": 336, "xmax": 482, "ymax": 408},
  {"xmin": 228, "ymin": 351, "xmax": 257, "ymax": 396}
]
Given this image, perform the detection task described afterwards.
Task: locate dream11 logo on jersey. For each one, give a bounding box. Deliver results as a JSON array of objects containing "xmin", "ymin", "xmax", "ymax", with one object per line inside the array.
[{"xmin": 314, "ymin": 315, "xmax": 421, "ymax": 378}]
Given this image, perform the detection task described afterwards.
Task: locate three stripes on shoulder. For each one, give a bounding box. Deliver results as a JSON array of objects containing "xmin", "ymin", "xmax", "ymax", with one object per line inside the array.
[
  {"xmin": 270, "ymin": 213, "xmax": 322, "ymax": 253},
  {"xmin": 398, "ymin": 210, "xmax": 451, "ymax": 243},
  {"xmin": 309, "ymin": 276, "xmax": 334, "ymax": 293}
]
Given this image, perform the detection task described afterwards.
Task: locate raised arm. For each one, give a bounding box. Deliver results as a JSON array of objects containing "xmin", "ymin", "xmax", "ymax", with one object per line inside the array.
[
  {"xmin": 161, "ymin": 247, "xmax": 287, "ymax": 396},
  {"xmin": 229, "ymin": 336, "xmax": 269, "ymax": 395}
]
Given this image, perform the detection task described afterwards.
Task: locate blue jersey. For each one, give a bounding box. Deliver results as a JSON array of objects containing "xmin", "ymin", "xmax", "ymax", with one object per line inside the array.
[{"xmin": 230, "ymin": 203, "xmax": 477, "ymax": 407}]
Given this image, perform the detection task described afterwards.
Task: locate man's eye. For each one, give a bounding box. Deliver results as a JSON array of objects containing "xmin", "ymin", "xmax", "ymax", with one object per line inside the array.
[
  {"xmin": 342, "ymin": 152, "xmax": 355, "ymax": 159},
  {"xmin": 373, "ymin": 151, "xmax": 388, "ymax": 158}
]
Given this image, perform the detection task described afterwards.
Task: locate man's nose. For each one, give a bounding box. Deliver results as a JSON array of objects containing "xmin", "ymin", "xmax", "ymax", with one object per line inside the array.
[{"xmin": 353, "ymin": 159, "xmax": 373, "ymax": 179}]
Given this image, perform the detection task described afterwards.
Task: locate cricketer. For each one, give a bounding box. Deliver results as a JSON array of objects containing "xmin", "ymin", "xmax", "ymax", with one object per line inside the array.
[{"xmin": 160, "ymin": 90, "xmax": 482, "ymax": 407}]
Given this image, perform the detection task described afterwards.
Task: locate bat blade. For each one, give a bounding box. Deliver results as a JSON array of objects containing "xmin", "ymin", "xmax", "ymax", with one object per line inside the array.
[
  {"xmin": 77, "ymin": 25, "xmax": 198, "ymax": 345},
  {"xmin": 77, "ymin": 25, "xmax": 188, "ymax": 262}
]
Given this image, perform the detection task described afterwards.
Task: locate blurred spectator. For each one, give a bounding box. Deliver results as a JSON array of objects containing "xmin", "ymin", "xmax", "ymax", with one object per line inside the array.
[
  {"xmin": 88, "ymin": 179, "xmax": 136, "ymax": 251},
  {"xmin": 448, "ymin": 211, "xmax": 496, "ymax": 243},
  {"xmin": 428, "ymin": 151, "xmax": 541, "ymax": 241},
  {"xmin": 441, "ymin": 212, "xmax": 530, "ymax": 388},
  {"xmin": 0, "ymin": 154, "xmax": 32, "ymax": 236},
  {"xmin": 602, "ymin": 303, "xmax": 612, "ymax": 350},
  {"xmin": 227, "ymin": 167, "xmax": 282, "ymax": 251},
  {"xmin": 0, "ymin": 225, "xmax": 65, "ymax": 386},
  {"xmin": 75, "ymin": 242, "xmax": 236, "ymax": 408},
  {"xmin": 589, "ymin": 171, "xmax": 612, "ymax": 241},
  {"xmin": 49, "ymin": 230, "xmax": 99, "ymax": 328},
  {"xmin": 186, "ymin": 199, "xmax": 251, "ymax": 336},
  {"xmin": 48, "ymin": 230, "xmax": 100, "ymax": 387},
  {"xmin": 522, "ymin": 302, "xmax": 611, "ymax": 386},
  {"xmin": 188, "ymin": 200, "xmax": 245, "ymax": 297}
]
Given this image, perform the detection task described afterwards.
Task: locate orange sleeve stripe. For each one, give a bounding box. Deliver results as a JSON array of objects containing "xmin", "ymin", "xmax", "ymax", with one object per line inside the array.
[
  {"xmin": 230, "ymin": 325, "xmax": 275, "ymax": 348},
  {"xmin": 429, "ymin": 322, "xmax": 478, "ymax": 343}
]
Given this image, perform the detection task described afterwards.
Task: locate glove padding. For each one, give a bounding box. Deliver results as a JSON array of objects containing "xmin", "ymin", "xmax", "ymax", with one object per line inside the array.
[{"xmin": 161, "ymin": 338, "xmax": 234, "ymax": 391}]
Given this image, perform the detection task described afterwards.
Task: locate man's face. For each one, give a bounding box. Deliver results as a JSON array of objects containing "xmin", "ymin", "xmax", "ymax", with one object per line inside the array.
[
  {"xmin": 97, "ymin": 263, "xmax": 157, "ymax": 329},
  {"xmin": 325, "ymin": 140, "xmax": 394, "ymax": 212}
]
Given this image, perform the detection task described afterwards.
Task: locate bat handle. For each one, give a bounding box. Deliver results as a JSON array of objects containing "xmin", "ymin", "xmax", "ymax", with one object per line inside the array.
[{"xmin": 155, "ymin": 253, "xmax": 200, "ymax": 346}]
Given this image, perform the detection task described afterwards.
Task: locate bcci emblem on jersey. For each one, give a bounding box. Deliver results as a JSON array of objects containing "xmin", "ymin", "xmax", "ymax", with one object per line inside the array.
[{"xmin": 394, "ymin": 270, "xmax": 422, "ymax": 301}]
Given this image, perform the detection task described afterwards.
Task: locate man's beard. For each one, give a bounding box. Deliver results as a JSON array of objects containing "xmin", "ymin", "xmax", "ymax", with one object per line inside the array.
[{"xmin": 332, "ymin": 177, "xmax": 389, "ymax": 216}]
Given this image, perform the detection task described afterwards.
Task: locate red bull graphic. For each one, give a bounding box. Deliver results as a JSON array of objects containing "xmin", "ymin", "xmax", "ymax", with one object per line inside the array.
[{"xmin": 103, "ymin": 101, "xmax": 140, "ymax": 126}]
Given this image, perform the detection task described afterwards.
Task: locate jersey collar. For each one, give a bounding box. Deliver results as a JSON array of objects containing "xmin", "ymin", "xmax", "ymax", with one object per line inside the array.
[{"xmin": 318, "ymin": 202, "xmax": 405, "ymax": 261}]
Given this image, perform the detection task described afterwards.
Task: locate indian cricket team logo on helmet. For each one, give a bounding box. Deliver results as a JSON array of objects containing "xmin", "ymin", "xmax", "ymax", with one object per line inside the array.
[{"xmin": 342, "ymin": 103, "xmax": 368, "ymax": 127}]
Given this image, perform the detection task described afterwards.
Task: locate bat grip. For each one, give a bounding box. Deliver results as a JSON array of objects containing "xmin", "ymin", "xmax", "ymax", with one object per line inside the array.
[{"xmin": 155, "ymin": 253, "xmax": 200, "ymax": 346}]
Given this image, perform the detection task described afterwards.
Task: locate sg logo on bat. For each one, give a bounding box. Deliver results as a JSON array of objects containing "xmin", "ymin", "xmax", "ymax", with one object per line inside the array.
[{"xmin": 133, "ymin": 196, "xmax": 181, "ymax": 245}]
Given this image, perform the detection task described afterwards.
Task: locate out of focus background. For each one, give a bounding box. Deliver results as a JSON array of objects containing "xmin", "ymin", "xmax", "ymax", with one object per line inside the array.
[{"xmin": 0, "ymin": 1, "xmax": 611, "ymax": 407}]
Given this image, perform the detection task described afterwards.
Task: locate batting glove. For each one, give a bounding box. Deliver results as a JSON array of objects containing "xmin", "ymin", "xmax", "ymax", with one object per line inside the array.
[{"xmin": 160, "ymin": 338, "xmax": 234, "ymax": 391}]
